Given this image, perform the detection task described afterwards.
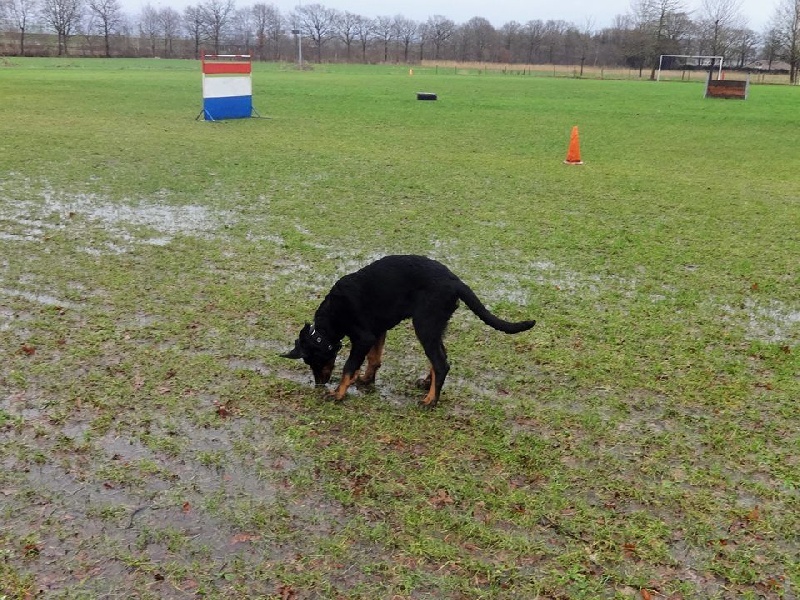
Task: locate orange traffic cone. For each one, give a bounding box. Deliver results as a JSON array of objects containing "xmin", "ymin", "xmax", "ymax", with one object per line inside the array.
[{"xmin": 564, "ymin": 126, "xmax": 584, "ymax": 165}]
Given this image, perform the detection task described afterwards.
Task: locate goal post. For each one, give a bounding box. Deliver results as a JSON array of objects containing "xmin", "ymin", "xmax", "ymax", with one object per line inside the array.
[{"xmin": 657, "ymin": 55, "xmax": 723, "ymax": 81}]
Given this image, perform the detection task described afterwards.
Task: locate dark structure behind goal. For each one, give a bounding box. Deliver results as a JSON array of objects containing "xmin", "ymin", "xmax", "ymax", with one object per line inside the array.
[{"xmin": 705, "ymin": 75, "xmax": 750, "ymax": 100}]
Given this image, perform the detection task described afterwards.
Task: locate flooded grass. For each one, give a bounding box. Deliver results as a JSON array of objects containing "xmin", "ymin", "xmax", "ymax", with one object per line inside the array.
[{"xmin": 1, "ymin": 59, "xmax": 798, "ymax": 599}]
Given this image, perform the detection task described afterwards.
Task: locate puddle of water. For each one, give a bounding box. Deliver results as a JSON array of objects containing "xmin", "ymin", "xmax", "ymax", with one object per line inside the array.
[
  {"xmin": 0, "ymin": 211, "xmax": 59, "ymax": 243},
  {"xmin": 483, "ymin": 272, "xmax": 530, "ymax": 306},
  {"xmin": 1, "ymin": 387, "xmax": 44, "ymax": 421},
  {"xmin": 0, "ymin": 286, "xmax": 81, "ymax": 310},
  {"xmin": 38, "ymin": 188, "xmax": 233, "ymax": 237},
  {"xmin": 81, "ymin": 242, "xmax": 130, "ymax": 256},
  {"xmin": 97, "ymin": 431, "xmax": 153, "ymax": 463},
  {"xmin": 228, "ymin": 357, "xmax": 311, "ymax": 386},
  {"xmin": 723, "ymin": 299, "xmax": 800, "ymax": 343},
  {"xmin": 115, "ymin": 311, "xmax": 159, "ymax": 330},
  {"xmin": 745, "ymin": 300, "xmax": 800, "ymax": 343},
  {"xmin": 246, "ymin": 232, "xmax": 285, "ymax": 245},
  {"xmin": 0, "ymin": 181, "xmax": 236, "ymax": 255},
  {"xmin": 0, "ymin": 305, "xmax": 33, "ymax": 333},
  {"xmin": 0, "ymin": 232, "xmax": 43, "ymax": 242}
]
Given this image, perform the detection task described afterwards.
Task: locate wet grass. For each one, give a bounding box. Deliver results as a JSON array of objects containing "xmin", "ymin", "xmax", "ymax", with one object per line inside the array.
[{"xmin": 1, "ymin": 58, "xmax": 798, "ymax": 599}]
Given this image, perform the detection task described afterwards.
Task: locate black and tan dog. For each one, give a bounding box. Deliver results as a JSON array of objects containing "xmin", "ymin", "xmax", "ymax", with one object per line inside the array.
[{"xmin": 281, "ymin": 255, "xmax": 536, "ymax": 406}]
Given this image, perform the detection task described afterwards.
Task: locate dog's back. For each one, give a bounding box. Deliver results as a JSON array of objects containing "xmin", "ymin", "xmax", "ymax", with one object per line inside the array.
[
  {"xmin": 327, "ymin": 255, "xmax": 459, "ymax": 331},
  {"xmin": 327, "ymin": 255, "xmax": 534, "ymax": 334}
]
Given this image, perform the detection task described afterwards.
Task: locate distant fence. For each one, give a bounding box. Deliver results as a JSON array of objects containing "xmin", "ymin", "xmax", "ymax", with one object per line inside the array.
[{"xmin": 421, "ymin": 60, "xmax": 792, "ymax": 85}]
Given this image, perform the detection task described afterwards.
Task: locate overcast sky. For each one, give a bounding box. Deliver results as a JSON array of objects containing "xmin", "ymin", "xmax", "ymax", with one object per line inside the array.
[{"xmin": 140, "ymin": 0, "xmax": 775, "ymax": 33}]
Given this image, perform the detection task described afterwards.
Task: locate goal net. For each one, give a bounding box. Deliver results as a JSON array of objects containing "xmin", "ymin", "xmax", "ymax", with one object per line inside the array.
[{"xmin": 657, "ymin": 55, "xmax": 723, "ymax": 81}]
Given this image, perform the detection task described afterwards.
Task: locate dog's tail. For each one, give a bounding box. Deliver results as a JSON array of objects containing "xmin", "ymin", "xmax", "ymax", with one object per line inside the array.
[{"xmin": 457, "ymin": 281, "xmax": 536, "ymax": 333}]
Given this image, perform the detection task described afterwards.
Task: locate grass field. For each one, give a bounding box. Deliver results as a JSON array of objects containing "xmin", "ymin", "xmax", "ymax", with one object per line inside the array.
[{"xmin": 0, "ymin": 58, "xmax": 798, "ymax": 599}]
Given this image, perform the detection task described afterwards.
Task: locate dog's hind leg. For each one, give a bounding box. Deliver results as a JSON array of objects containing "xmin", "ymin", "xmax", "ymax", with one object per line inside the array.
[
  {"xmin": 413, "ymin": 323, "xmax": 433, "ymax": 390},
  {"xmin": 357, "ymin": 332, "xmax": 386, "ymax": 386},
  {"xmin": 419, "ymin": 365, "xmax": 437, "ymax": 406},
  {"xmin": 420, "ymin": 346, "xmax": 449, "ymax": 407},
  {"xmin": 413, "ymin": 321, "xmax": 450, "ymax": 407}
]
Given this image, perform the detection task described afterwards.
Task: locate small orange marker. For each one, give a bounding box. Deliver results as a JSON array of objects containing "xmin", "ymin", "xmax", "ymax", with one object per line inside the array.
[{"xmin": 564, "ymin": 125, "xmax": 584, "ymax": 165}]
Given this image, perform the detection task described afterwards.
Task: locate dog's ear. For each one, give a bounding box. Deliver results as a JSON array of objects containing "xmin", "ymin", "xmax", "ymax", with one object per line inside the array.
[{"xmin": 279, "ymin": 340, "xmax": 306, "ymax": 360}]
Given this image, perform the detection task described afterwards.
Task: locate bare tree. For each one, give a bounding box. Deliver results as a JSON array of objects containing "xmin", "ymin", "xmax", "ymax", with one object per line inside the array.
[
  {"xmin": 460, "ymin": 16, "xmax": 497, "ymax": 62},
  {"xmin": 231, "ymin": 6, "xmax": 253, "ymax": 48},
  {"xmin": 612, "ymin": 14, "xmax": 650, "ymax": 74},
  {"xmin": 576, "ymin": 18, "xmax": 596, "ymax": 74},
  {"xmin": 761, "ymin": 24, "xmax": 783, "ymax": 70},
  {"xmin": 183, "ymin": 5, "xmax": 204, "ymax": 58},
  {"xmin": 353, "ymin": 14, "xmax": 372, "ymax": 62},
  {"xmin": 729, "ymin": 26, "xmax": 759, "ymax": 66},
  {"xmin": 522, "ymin": 19, "xmax": 545, "ymax": 63},
  {"xmin": 542, "ymin": 20, "xmax": 569, "ymax": 64},
  {"xmin": 699, "ymin": 0, "xmax": 743, "ymax": 59},
  {"xmin": 335, "ymin": 10, "xmax": 360, "ymax": 62},
  {"xmin": 200, "ymin": 0, "xmax": 234, "ymax": 54},
  {"xmin": 612, "ymin": 15, "xmax": 652, "ymax": 73},
  {"xmin": 416, "ymin": 21, "xmax": 429, "ymax": 60},
  {"xmin": 87, "ymin": 0, "xmax": 122, "ymax": 56},
  {"xmin": 252, "ymin": 2, "xmax": 282, "ymax": 60},
  {"xmin": 769, "ymin": 0, "xmax": 800, "ymax": 83},
  {"xmin": 427, "ymin": 14, "xmax": 455, "ymax": 59},
  {"xmin": 630, "ymin": 0, "xmax": 690, "ymax": 79},
  {"xmin": 373, "ymin": 15, "xmax": 394, "ymax": 62},
  {"xmin": 293, "ymin": 3, "xmax": 336, "ymax": 63},
  {"xmin": 392, "ymin": 15, "xmax": 418, "ymax": 63},
  {"xmin": 138, "ymin": 3, "xmax": 159, "ymax": 56},
  {"xmin": 40, "ymin": 0, "xmax": 82, "ymax": 55},
  {"xmin": 4, "ymin": 0, "xmax": 39, "ymax": 54},
  {"xmin": 498, "ymin": 20, "xmax": 521, "ymax": 63},
  {"xmin": 158, "ymin": 7, "xmax": 180, "ymax": 57}
]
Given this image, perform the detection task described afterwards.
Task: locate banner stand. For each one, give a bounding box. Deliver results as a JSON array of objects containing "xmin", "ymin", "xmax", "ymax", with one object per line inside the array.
[{"xmin": 196, "ymin": 53, "xmax": 261, "ymax": 121}]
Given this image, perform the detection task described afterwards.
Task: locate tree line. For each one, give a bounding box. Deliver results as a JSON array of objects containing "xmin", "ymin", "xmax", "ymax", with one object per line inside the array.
[{"xmin": 1, "ymin": 0, "xmax": 799, "ymax": 83}]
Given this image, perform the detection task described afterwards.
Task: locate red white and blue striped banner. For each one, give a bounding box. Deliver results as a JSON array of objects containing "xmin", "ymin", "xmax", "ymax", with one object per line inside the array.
[{"xmin": 200, "ymin": 54, "xmax": 256, "ymax": 121}]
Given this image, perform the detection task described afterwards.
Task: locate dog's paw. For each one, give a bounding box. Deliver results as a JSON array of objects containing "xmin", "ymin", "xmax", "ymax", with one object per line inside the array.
[
  {"xmin": 418, "ymin": 397, "xmax": 439, "ymax": 409},
  {"xmin": 326, "ymin": 389, "xmax": 347, "ymax": 403}
]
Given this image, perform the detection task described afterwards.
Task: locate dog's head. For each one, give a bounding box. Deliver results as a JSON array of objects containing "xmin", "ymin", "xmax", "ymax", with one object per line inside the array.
[{"xmin": 280, "ymin": 322, "xmax": 341, "ymax": 386}]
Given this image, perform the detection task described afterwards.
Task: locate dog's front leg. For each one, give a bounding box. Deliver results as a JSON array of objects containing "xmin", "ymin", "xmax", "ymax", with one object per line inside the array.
[
  {"xmin": 331, "ymin": 371, "xmax": 359, "ymax": 401},
  {"xmin": 356, "ymin": 332, "xmax": 386, "ymax": 386},
  {"xmin": 330, "ymin": 342, "xmax": 371, "ymax": 402}
]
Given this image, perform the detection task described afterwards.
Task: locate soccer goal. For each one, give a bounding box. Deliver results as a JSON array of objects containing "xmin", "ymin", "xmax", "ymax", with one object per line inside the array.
[{"xmin": 656, "ymin": 55, "xmax": 723, "ymax": 82}]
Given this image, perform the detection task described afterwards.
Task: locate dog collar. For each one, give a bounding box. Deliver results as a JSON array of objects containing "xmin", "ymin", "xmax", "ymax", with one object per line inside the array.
[{"xmin": 309, "ymin": 323, "xmax": 336, "ymax": 351}]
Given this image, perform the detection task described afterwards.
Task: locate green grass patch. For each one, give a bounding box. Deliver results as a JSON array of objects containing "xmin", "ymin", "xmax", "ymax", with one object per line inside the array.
[{"xmin": 0, "ymin": 57, "xmax": 798, "ymax": 598}]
